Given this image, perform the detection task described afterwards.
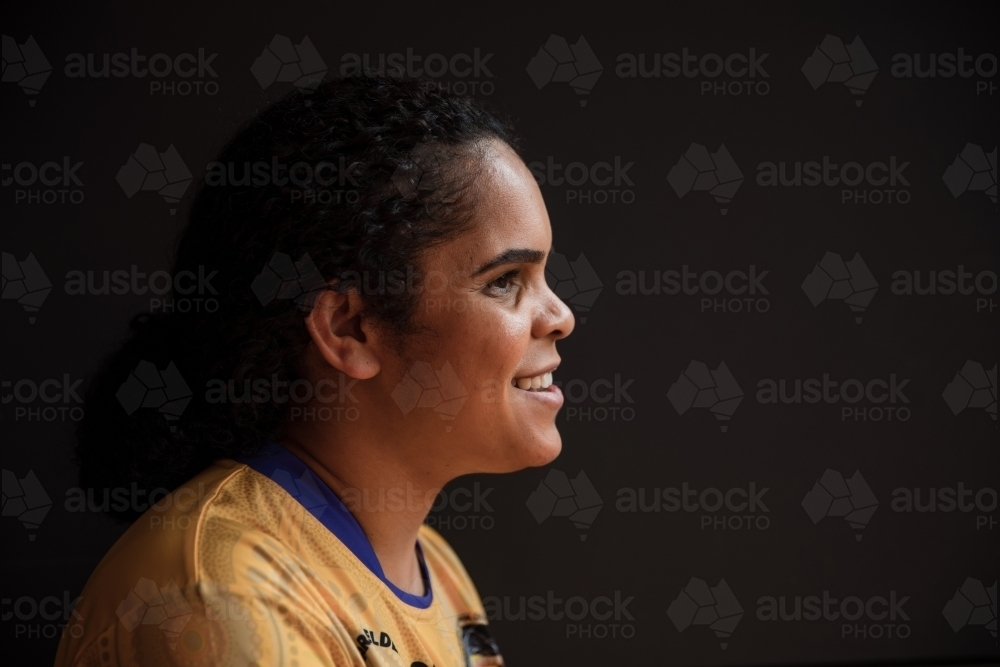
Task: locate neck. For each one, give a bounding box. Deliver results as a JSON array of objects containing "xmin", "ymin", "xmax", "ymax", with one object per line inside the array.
[{"xmin": 280, "ymin": 431, "xmax": 448, "ymax": 597}]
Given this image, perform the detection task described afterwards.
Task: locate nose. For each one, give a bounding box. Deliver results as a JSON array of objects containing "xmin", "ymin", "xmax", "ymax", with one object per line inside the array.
[{"xmin": 535, "ymin": 280, "xmax": 576, "ymax": 341}]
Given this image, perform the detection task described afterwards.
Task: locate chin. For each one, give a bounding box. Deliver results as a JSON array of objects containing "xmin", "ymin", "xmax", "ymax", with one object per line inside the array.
[
  {"xmin": 470, "ymin": 418, "xmax": 564, "ymax": 473},
  {"xmin": 511, "ymin": 427, "xmax": 563, "ymax": 470}
]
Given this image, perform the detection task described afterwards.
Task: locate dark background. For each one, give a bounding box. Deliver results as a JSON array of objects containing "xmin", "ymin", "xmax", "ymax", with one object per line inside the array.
[{"xmin": 3, "ymin": 1, "xmax": 996, "ymax": 665}]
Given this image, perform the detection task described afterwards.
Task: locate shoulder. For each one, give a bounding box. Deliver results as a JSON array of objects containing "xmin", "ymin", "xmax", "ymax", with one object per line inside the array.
[
  {"xmin": 56, "ymin": 460, "xmax": 363, "ymax": 666},
  {"xmin": 73, "ymin": 458, "xmax": 250, "ymax": 601}
]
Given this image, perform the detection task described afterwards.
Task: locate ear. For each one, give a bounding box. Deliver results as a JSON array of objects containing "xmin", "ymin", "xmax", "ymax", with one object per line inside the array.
[{"xmin": 305, "ymin": 288, "xmax": 381, "ymax": 380}]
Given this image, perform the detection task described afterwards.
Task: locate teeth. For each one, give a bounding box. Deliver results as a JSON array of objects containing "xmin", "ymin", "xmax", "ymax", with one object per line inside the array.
[{"xmin": 513, "ymin": 371, "xmax": 553, "ymax": 391}]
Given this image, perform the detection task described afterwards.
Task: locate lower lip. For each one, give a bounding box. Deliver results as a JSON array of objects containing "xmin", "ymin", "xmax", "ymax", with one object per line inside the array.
[{"xmin": 513, "ymin": 382, "xmax": 563, "ymax": 408}]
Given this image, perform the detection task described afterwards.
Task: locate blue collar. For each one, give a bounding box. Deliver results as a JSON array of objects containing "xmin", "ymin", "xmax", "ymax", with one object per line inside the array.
[{"xmin": 237, "ymin": 440, "xmax": 433, "ymax": 609}]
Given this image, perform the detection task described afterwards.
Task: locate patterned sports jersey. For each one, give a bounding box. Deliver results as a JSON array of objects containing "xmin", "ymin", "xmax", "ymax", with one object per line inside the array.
[{"xmin": 54, "ymin": 443, "xmax": 504, "ymax": 667}]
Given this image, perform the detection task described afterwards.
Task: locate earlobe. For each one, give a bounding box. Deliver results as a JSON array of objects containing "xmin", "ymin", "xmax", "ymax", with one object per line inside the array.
[{"xmin": 305, "ymin": 288, "xmax": 381, "ymax": 380}]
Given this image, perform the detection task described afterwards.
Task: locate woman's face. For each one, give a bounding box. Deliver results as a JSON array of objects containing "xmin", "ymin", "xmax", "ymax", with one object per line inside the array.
[{"xmin": 390, "ymin": 139, "xmax": 575, "ymax": 474}]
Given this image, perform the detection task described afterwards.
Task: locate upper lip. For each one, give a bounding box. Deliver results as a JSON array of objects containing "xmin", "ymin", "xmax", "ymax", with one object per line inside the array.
[{"xmin": 514, "ymin": 362, "xmax": 560, "ymax": 379}]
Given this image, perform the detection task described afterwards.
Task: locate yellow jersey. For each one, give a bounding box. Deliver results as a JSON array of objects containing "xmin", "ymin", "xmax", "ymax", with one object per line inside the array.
[{"xmin": 54, "ymin": 442, "xmax": 504, "ymax": 667}]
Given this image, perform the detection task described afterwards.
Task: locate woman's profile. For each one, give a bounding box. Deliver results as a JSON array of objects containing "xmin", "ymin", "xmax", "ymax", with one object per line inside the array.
[{"xmin": 54, "ymin": 75, "xmax": 574, "ymax": 667}]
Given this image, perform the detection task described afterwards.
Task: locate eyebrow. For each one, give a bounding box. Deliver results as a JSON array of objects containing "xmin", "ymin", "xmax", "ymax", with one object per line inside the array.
[{"xmin": 472, "ymin": 247, "xmax": 548, "ymax": 277}]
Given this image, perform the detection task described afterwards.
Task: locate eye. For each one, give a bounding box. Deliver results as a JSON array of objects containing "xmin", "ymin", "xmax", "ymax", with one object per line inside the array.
[{"xmin": 484, "ymin": 269, "xmax": 519, "ymax": 295}]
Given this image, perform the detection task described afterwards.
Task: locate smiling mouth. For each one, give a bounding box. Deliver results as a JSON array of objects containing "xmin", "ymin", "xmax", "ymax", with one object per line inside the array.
[{"xmin": 511, "ymin": 371, "xmax": 554, "ymax": 392}]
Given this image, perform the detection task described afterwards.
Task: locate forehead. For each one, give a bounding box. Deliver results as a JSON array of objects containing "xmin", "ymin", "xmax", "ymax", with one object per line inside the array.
[{"xmin": 443, "ymin": 142, "xmax": 552, "ymax": 271}]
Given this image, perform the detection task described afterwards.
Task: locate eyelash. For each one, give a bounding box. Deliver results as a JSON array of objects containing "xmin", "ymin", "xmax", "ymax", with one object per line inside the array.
[{"xmin": 485, "ymin": 269, "xmax": 520, "ymax": 295}]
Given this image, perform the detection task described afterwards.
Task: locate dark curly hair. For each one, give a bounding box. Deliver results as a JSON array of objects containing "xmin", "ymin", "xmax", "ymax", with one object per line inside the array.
[{"xmin": 76, "ymin": 75, "xmax": 521, "ymax": 519}]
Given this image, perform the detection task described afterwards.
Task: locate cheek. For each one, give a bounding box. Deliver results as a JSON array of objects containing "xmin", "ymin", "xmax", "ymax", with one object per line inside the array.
[
  {"xmin": 482, "ymin": 310, "xmax": 529, "ymax": 371},
  {"xmin": 414, "ymin": 289, "xmax": 533, "ymax": 403},
  {"xmin": 446, "ymin": 301, "xmax": 530, "ymax": 391}
]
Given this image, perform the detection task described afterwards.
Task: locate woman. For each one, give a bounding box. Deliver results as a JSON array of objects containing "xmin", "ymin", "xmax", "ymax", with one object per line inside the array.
[{"xmin": 55, "ymin": 75, "xmax": 574, "ymax": 667}]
